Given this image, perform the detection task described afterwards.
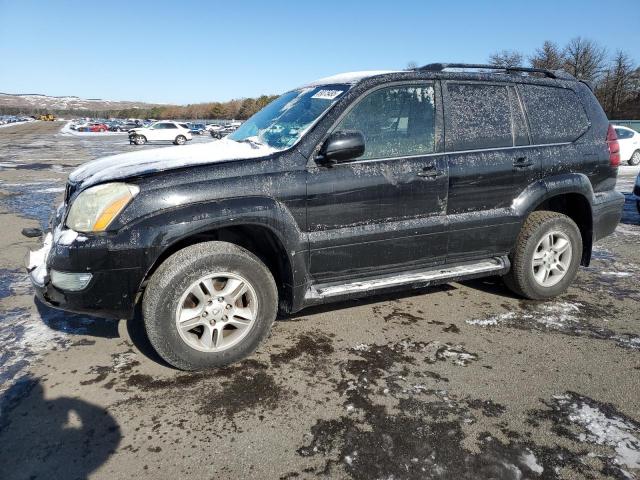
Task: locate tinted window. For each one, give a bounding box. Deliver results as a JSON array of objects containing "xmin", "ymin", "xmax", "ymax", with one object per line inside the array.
[
  {"xmin": 615, "ymin": 128, "xmax": 633, "ymax": 139},
  {"xmin": 518, "ymin": 84, "xmax": 589, "ymax": 144},
  {"xmin": 446, "ymin": 83, "xmax": 513, "ymax": 151},
  {"xmin": 164, "ymin": 123, "xmax": 177, "ymax": 129},
  {"xmin": 336, "ymin": 84, "xmax": 436, "ymax": 160}
]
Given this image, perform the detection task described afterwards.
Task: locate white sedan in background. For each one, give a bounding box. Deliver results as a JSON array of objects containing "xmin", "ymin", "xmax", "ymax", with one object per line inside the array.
[
  {"xmin": 613, "ymin": 125, "xmax": 640, "ymax": 166},
  {"xmin": 129, "ymin": 121, "xmax": 193, "ymax": 146}
]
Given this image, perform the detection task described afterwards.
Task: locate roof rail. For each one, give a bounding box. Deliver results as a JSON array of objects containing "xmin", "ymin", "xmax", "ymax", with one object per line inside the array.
[{"xmin": 416, "ymin": 63, "xmax": 575, "ymax": 80}]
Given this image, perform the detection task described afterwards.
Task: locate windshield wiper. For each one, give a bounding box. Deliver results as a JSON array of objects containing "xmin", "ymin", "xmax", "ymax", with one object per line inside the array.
[{"xmin": 236, "ymin": 136, "xmax": 266, "ymax": 148}]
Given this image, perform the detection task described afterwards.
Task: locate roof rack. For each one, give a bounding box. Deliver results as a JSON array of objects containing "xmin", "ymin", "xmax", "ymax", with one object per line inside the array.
[{"xmin": 416, "ymin": 63, "xmax": 575, "ymax": 80}]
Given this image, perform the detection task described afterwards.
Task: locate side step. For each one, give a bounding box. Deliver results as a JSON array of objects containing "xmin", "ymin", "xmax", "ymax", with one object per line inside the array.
[{"xmin": 305, "ymin": 256, "xmax": 509, "ymax": 301}]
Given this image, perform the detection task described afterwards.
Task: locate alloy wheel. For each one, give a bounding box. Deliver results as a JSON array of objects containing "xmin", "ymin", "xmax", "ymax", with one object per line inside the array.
[
  {"xmin": 174, "ymin": 272, "xmax": 258, "ymax": 352},
  {"xmin": 531, "ymin": 231, "xmax": 572, "ymax": 287}
]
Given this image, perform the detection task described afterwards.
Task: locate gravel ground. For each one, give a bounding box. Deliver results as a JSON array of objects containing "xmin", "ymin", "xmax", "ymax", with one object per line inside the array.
[{"xmin": 0, "ymin": 121, "xmax": 639, "ymax": 480}]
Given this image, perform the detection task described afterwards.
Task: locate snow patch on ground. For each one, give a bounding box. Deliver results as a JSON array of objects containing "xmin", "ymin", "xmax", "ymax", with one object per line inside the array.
[
  {"xmin": 467, "ymin": 302, "xmax": 581, "ymax": 329},
  {"xmin": 554, "ymin": 394, "xmax": 640, "ymax": 473},
  {"xmin": 0, "ymin": 120, "xmax": 34, "ymax": 129},
  {"xmin": 601, "ymin": 271, "xmax": 633, "ymax": 277}
]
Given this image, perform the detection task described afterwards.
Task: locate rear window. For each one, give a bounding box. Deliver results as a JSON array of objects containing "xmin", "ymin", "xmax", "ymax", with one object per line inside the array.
[
  {"xmin": 445, "ymin": 83, "xmax": 513, "ymax": 151},
  {"xmin": 615, "ymin": 127, "xmax": 634, "ymax": 139},
  {"xmin": 518, "ymin": 84, "xmax": 589, "ymax": 144}
]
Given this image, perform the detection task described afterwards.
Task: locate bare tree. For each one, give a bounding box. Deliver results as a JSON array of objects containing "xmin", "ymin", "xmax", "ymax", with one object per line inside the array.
[
  {"xmin": 488, "ymin": 50, "xmax": 524, "ymax": 68},
  {"xmin": 597, "ymin": 50, "xmax": 638, "ymax": 117},
  {"xmin": 562, "ymin": 37, "xmax": 607, "ymax": 83},
  {"xmin": 530, "ymin": 41, "xmax": 564, "ymax": 70}
]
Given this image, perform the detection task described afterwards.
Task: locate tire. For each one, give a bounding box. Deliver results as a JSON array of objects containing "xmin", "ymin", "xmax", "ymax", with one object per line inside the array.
[
  {"xmin": 629, "ymin": 150, "xmax": 640, "ymax": 166},
  {"xmin": 504, "ymin": 211, "xmax": 582, "ymax": 300},
  {"xmin": 174, "ymin": 135, "xmax": 187, "ymax": 145},
  {"xmin": 142, "ymin": 241, "xmax": 278, "ymax": 370},
  {"xmin": 134, "ymin": 135, "xmax": 146, "ymax": 145}
]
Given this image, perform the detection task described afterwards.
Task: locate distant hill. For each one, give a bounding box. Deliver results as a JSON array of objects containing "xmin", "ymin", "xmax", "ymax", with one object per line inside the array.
[
  {"xmin": 0, "ymin": 91, "xmax": 279, "ymax": 120},
  {"xmin": 0, "ymin": 92, "xmax": 162, "ymax": 112}
]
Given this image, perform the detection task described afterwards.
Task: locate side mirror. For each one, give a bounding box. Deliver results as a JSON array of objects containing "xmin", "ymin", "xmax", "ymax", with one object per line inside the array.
[{"xmin": 317, "ymin": 131, "xmax": 365, "ymax": 165}]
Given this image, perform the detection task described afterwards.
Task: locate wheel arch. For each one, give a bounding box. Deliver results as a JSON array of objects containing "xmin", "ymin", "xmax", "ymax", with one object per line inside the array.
[
  {"xmin": 512, "ymin": 174, "xmax": 595, "ymax": 266},
  {"xmin": 137, "ymin": 219, "xmax": 300, "ymax": 315},
  {"xmin": 533, "ymin": 192, "xmax": 593, "ymax": 266}
]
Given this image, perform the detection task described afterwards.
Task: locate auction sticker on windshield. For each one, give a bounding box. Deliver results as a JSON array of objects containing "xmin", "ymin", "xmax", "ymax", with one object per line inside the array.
[{"xmin": 311, "ymin": 89, "xmax": 345, "ymax": 100}]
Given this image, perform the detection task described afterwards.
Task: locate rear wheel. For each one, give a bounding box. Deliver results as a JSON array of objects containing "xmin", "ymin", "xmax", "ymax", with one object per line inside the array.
[
  {"xmin": 629, "ymin": 150, "xmax": 640, "ymax": 166},
  {"xmin": 504, "ymin": 211, "xmax": 582, "ymax": 300},
  {"xmin": 174, "ymin": 135, "xmax": 187, "ymax": 145},
  {"xmin": 142, "ymin": 241, "xmax": 277, "ymax": 370},
  {"xmin": 134, "ymin": 135, "xmax": 146, "ymax": 145}
]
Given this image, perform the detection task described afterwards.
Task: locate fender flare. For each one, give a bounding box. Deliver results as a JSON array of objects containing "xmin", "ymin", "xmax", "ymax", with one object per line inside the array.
[{"xmin": 511, "ymin": 173, "xmax": 594, "ymax": 218}]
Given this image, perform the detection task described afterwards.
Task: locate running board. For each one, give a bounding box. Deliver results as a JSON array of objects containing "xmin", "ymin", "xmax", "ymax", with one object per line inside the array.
[{"xmin": 305, "ymin": 257, "xmax": 509, "ymax": 301}]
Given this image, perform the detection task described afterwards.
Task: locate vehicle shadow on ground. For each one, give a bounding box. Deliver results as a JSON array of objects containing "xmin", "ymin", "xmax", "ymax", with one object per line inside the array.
[
  {"xmin": 0, "ymin": 376, "xmax": 121, "ymax": 480},
  {"xmin": 35, "ymin": 297, "xmax": 119, "ymax": 339},
  {"xmin": 125, "ymin": 310, "xmax": 174, "ymax": 369},
  {"xmin": 461, "ymin": 275, "xmax": 522, "ymax": 299}
]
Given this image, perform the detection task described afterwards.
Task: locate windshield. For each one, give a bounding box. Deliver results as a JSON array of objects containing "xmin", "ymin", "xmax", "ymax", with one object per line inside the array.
[{"xmin": 229, "ymin": 85, "xmax": 349, "ymax": 150}]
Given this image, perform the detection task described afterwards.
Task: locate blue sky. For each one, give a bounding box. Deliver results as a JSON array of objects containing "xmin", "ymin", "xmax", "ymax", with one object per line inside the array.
[{"xmin": 1, "ymin": 0, "xmax": 638, "ymax": 104}]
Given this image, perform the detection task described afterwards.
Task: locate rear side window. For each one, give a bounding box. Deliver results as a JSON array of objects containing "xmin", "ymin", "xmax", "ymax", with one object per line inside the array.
[
  {"xmin": 615, "ymin": 128, "xmax": 634, "ymax": 139},
  {"xmin": 518, "ymin": 84, "xmax": 589, "ymax": 144},
  {"xmin": 445, "ymin": 83, "xmax": 513, "ymax": 151},
  {"xmin": 336, "ymin": 84, "xmax": 436, "ymax": 160}
]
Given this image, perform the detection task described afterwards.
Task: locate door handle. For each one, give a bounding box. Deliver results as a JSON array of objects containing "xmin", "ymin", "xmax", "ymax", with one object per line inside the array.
[
  {"xmin": 417, "ymin": 164, "xmax": 442, "ymax": 179},
  {"xmin": 513, "ymin": 157, "xmax": 534, "ymax": 168}
]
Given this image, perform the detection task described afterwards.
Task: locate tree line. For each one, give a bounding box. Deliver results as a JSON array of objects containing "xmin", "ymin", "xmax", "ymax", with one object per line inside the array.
[{"xmin": 488, "ymin": 37, "xmax": 639, "ymax": 119}]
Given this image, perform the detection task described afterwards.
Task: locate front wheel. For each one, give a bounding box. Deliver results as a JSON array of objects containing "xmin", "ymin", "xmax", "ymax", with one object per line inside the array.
[
  {"xmin": 504, "ymin": 211, "xmax": 582, "ymax": 300},
  {"xmin": 174, "ymin": 135, "xmax": 187, "ymax": 145},
  {"xmin": 133, "ymin": 135, "xmax": 146, "ymax": 145},
  {"xmin": 142, "ymin": 241, "xmax": 278, "ymax": 370},
  {"xmin": 629, "ymin": 150, "xmax": 640, "ymax": 166}
]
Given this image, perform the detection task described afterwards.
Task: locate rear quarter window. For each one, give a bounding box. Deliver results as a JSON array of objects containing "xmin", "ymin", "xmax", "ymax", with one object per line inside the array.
[{"xmin": 518, "ymin": 84, "xmax": 589, "ymax": 144}]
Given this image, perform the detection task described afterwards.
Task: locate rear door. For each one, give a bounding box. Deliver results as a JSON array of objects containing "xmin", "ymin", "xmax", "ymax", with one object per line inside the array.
[
  {"xmin": 443, "ymin": 81, "xmax": 538, "ymax": 262},
  {"xmin": 306, "ymin": 82, "xmax": 448, "ymax": 283}
]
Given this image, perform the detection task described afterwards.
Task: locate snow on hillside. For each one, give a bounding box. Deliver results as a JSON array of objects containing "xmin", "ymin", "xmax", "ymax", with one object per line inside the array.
[{"xmin": 0, "ymin": 92, "xmax": 161, "ymax": 111}]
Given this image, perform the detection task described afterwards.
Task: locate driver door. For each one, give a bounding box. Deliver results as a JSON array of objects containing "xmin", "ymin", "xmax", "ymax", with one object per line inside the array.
[
  {"xmin": 146, "ymin": 123, "xmax": 162, "ymax": 140},
  {"xmin": 306, "ymin": 82, "xmax": 448, "ymax": 283}
]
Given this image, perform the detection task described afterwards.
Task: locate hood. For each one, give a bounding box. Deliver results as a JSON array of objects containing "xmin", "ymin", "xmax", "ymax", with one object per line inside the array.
[{"xmin": 68, "ymin": 138, "xmax": 277, "ymax": 188}]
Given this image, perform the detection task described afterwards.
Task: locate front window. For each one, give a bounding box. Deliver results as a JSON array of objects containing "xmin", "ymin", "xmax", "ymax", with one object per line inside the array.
[
  {"xmin": 229, "ymin": 85, "xmax": 349, "ymax": 150},
  {"xmin": 335, "ymin": 84, "xmax": 436, "ymax": 160}
]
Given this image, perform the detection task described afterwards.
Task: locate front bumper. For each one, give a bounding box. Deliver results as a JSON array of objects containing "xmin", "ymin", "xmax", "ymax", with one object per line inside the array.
[{"xmin": 25, "ymin": 228, "xmax": 146, "ymax": 320}]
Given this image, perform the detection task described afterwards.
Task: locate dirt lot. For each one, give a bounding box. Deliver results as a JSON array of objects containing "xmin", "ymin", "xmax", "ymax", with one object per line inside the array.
[{"xmin": 0, "ymin": 121, "xmax": 639, "ymax": 480}]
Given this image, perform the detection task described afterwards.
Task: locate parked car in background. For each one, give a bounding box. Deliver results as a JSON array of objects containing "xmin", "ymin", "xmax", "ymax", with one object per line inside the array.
[
  {"xmin": 128, "ymin": 121, "xmax": 192, "ymax": 145},
  {"xmin": 78, "ymin": 122, "xmax": 109, "ymax": 132},
  {"xmin": 210, "ymin": 123, "xmax": 240, "ymax": 139},
  {"xmin": 189, "ymin": 123, "xmax": 206, "ymax": 135},
  {"xmin": 613, "ymin": 125, "xmax": 640, "ymax": 165},
  {"xmin": 116, "ymin": 121, "xmax": 142, "ymax": 132}
]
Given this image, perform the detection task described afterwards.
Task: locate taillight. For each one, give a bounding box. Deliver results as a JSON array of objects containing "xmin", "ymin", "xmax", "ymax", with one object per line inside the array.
[{"xmin": 607, "ymin": 124, "xmax": 620, "ymax": 167}]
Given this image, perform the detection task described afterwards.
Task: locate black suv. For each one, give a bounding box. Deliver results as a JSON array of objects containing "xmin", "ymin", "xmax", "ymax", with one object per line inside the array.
[{"xmin": 25, "ymin": 64, "xmax": 624, "ymax": 370}]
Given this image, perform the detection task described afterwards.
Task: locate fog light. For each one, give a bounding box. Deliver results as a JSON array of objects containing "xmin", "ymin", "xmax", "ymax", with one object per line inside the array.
[{"xmin": 50, "ymin": 270, "xmax": 92, "ymax": 291}]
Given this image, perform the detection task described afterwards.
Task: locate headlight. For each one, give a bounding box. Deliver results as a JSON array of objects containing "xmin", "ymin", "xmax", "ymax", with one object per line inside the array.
[{"xmin": 66, "ymin": 182, "xmax": 139, "ymax": 232}]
